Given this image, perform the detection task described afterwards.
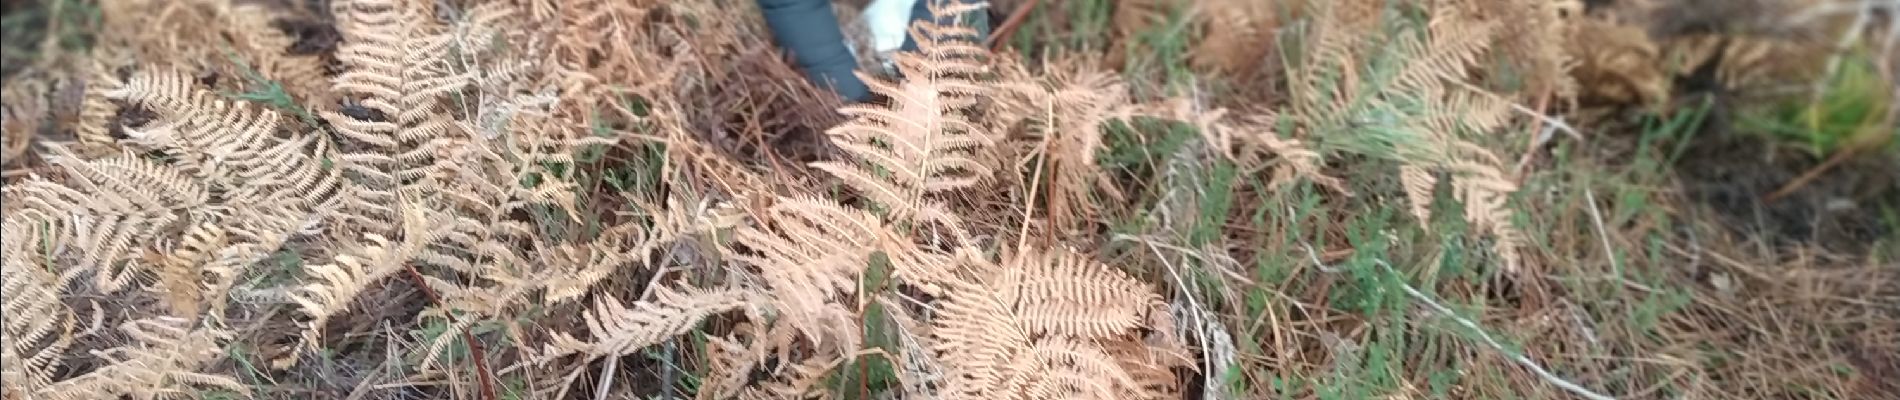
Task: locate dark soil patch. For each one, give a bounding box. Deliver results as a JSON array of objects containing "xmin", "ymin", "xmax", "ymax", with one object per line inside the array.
[{"xmin": 1674, "ymin": 129, "xmax": 1899, "ymax": 255}]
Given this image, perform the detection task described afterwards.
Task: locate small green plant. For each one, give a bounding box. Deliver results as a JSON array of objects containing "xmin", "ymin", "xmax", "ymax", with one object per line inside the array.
[{"xmin": 1741, "ymin": 51, "xmax": 1893, "ymax": 157}]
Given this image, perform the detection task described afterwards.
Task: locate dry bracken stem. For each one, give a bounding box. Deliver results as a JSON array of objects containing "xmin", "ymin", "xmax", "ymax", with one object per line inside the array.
[
  {"xmin": 1513, "ymin": 92, "xmax": 1552, "ymax": 182},
  {"xmin": 401, "ymin": 264, "xmax": 498, "ymax": 400},
  {"xmin": 1371, "ymin": 260, "xmax": 1616, "ymax": 400},
  {"xmin": 1017, "ymin": 102, "xmax": 1053, "ymax": 253},
  {"xmin": 986, "ymin": 0, "xmax": 1041, "ymax": 51},
  {"xmin": 1137, "ymin": 237, "xmax": 1216, "ymax": 395},
  {"xmin": 594, "ymin": 356, "xmax": 618, "ymax": 400},
  {"xmin": 1583, "ymin": 189, "xmax": 1625, "ymax": 288}
]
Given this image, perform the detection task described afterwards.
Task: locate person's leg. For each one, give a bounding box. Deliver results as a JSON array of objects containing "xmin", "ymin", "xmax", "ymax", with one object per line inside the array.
[
  {"xmin": 898, "ymin": 0, "xmax": 991, "ymax": 53},
  {"xmin": 757, "ymin": 0, "xmax": 871, "ymax": 102}
]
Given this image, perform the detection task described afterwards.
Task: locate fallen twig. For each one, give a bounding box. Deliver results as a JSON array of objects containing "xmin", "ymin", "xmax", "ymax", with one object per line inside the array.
[
  {"xmin": 402, "ymin": 265, "xmax": 499, "ymax": 400},
  {"xmin": 985, "ymin": 0, "xmax": 1040, "ymax": 51},
  {"xmin": 1762, "ymin": 147, "xmax": 1858, "ymax": 203},
  {"xmin": 1370, "ymin": 260, "xmax": 1618, "ymax": 400},
  {"xmin": 1297, "ymin": 238, "xmax": 1620, "ymax": 400},
  {"xmin": 594, "ymin": 356, "xmax": 619, "ymax": 400}
]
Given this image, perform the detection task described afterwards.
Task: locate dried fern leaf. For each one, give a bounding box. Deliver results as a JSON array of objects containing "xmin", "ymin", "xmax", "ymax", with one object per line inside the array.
[
  {"xmin": 289, "ymin": 205, "xmax": 447, "ymax": 345},
  {"xmin": 109, "ymin": 69, "xmax": 348, "ymax": 213},
  {"xmin": 1400, "ymin": 166, "xmax": 1438, "ymax": 223},
  {"xmin": 73, "ymin": 66, "xmax": 124, "ymax": 153},
  {"xmin": 809, "ymin": 7, "xmax": 996, "ymax": 240},
  {"xmin": 538, "ymin": 285, "xmax": 756, "ymax": 363},
  {"xmin": 991, "ymin": 60, "xmax": 1127, "ymax": 232},
  {"xmin": 695, "ymin": 333, "xmax": 762, "ymax": 400},
  {"xmin": 1, "ymin": 226, "xmax": 78, "ymax": 398},
  {"xmin": 731, "ymin": 196, "xmax": 887, "ymax": 356},
  {"xmin": 25, "ymin": 145, "xmax": 211, "ymax": 292},
  {"xmin": 1020, "ymin": 337, "xmax": 1143, "ymax": 400},
  {"xmin": 1001, "ymin": 248, "xmax": 1160, "ymax": 339},
  {"xmin": 35, "ymin": 317, "xmax": 244, "ymax": 400},
  {"xmin": 287, "ymin": 234, "xmax": 405, "ymax": 342},
  {"xmin": 933, "ymin": 277, "xmax": 1035, "ymax": 399},
  {"xmin": 322, "ymin": 0, "xmax": 470, "ymax": 230},
  {"xmin": 155, "ymin": 222, "xmax": 228, "ymax": 317}
]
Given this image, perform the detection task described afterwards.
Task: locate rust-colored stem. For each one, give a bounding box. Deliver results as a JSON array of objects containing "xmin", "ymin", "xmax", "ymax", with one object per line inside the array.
[
  {"xmin": 1763, "ymin": 148, "xmax": 1858, "ymax": 203},
  {"xmin": 985, "ymin": 0, "xmax": 1041, "ymax": 51},
  {"xmin": 403, "ymin": 265, "xmax": 499, "ymax": 400}
]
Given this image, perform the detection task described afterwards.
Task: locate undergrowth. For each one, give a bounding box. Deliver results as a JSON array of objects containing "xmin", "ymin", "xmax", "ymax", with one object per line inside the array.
[{"xmin": 2, "ymin": 0, "xmax": 1896, "ymax": 399}]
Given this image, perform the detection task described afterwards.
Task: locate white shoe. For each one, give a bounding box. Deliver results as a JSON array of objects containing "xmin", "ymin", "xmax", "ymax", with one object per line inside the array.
[{"xmin": 862, "ymin": 0, "xmax": 920, "ymax": 54}]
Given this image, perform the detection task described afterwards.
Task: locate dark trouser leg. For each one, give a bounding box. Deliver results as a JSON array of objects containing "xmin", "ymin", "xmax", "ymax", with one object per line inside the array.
[{"xmin": 758, "ymin": 0, "xmax": 871, "ymax": 101}]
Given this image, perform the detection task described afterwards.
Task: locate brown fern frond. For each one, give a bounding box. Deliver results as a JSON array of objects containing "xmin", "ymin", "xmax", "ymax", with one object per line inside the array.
[
  {"xmin": 36, "ymin": 317, "xmax": 244, "ymax": 400},
  {"xmin": 696, "ymin": 333, "xmax": 763, "ymax": 400},
  {"xmin": 1168, "ymin": 103, "xmax": 1344, "ymax": 192},
  {"xmin": 1021, "ymin": 337, "xmax": 1142, "ymax": 400},
  {"xmin": 1391, "ymin": 10, "xmax": 1498, "ymax": 95},
  {"xmin": 809, "ymin": 4, "xmax": 996, "ymax": 240},
  {"xmin": 110, "ymin": 69, "xmax": 281, "ymax": 177},
  {"xmin": 27, "ymin": 145, "xmax": 210, "ymax": 292},
  {"xmin": 541, "ymin": 198, "xmax": 743, "ymax": 304},
  {"xmin": 101, "ymin": 68, "xmax": 347, "ymax": 297},
  {"xmin": 1103, "ymin": 337, "xmax": 1191, "ymax": 399},
  {"xmin": 287, "ymin": 234, "xmax": 405, "ymax": 342},
  {"xmin": 156, "ymin": 222, "xmax": 228, "ymax": 317},
  {"xmin": 1, "ymin": 224, "xmax": 78, "ymax": 398},
  {"xmin": 1290, "ymin": 0, "xmax": 1381, "ymax": 126},
  {"xmin": 108, "ymin": 67, "xmax": 351, "ymax": 233},
  {"xmin": 1001, "ymin": 248, "xmax": 1159, "ymax": 339},
  {"xmin": 933, "ymin": 275, "xmax": 1034, "ymax": 399},
  {"xmin": 992, "ymin": 59, "xmax": 1126, "ymax": 232},
  {"xmin": 1400, "ymin": 166, "xmax": 1438, "ymax": 224},
  {"xmin": 44, "ymin": 145, "xmax": 209, "ymax": 215},
  {"xmin": 538, "ymin": 284, "xmax": 757, "ymax": 363},
  {"xmin": 1446, "ymin": 161, "xmax": 1525, "ymax": 270},
  {"xmin": 926, "ymin": 246, "xmax": 1171, "ymax": 399},
  {"xmin": 731, "ymin": 196, "xmax": 888, "ymax": 355},
  {"xmin": 321, "ymin": 0, "xmax": 468, "ymax": 230},
  {"xmin": 73, "ymin": 67, "xmax": 124, "ymax": 154},
  {"xmin": 289, "ymin": 205, "xmax": 450, "ymax": 345}
]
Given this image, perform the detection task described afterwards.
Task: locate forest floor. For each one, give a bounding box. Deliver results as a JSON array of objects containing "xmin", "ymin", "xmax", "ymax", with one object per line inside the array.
[{"xmin": 3, "ymin": 0, "xmax": 1898, "ymax": 399}]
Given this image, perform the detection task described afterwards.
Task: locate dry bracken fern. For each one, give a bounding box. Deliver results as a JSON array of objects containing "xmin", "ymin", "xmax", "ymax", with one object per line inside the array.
[
  {"xmin": 809, "ymin": 4, "xmax": 997, "ymax": 241},
  {"xmin": 730, "ymin": 196, "xmax": 891, "ymax": 356},
  {"xmin": 992, "ymin": 59, "xmax": 1127, "ymax": 232},
  {"xmin": 289, "ymin": 205, "xmax": 452, "ymax": 345},
  {"xmin": 928, "ymin": 248, "xmax": 1169, "ymax": 400},
  {"xmin": 34, "ymin": 318, "xmax": 245, "ymax": 400},
  {"xmin": 1284, "ymin": 0, "xmax": 1530, "ymax": 271},
  {"xmin": 540, "ymin": 285, "xmax": 757, "ymax": 363},
  {"xmin": 1, "ymin": 224, "xmax": 78, "ymax": 398}
]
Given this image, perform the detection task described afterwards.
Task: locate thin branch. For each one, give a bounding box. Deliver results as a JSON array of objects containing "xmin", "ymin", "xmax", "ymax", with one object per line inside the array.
[
  {"xmin": 1370, "ymin": 260, "xmax": 1617, "ymax": 400},
  {"xmin": 985, "ymin": 0, "xmax": 1041, "ymax": 51},
  {"xmin": 1296, "ymin": 229, "xmax": 1618, "ymax": 399},
  {"xmin": 1133, "ymin": 237, "xmax": 1218, "ymax": 397},
  {"xmin": 593, "ymin": 356, "xmax": 619, "ymax": 400},
  {"xmin": 1583, "ymin": 189, "xmax": 1625, "ymax": 286},
  {"xmin": 402, "ymin": 265, "xmax": 498, "ymax": 400}
]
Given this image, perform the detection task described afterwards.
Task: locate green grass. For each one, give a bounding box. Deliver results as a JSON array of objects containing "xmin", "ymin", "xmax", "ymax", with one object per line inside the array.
[
  {"xmin": 1738, "ymin": 50, "xmax": 1894, "ymax": 157},
  {"xmin": 1071, "ymin": 1, "xmax": 1806, "ymax": 398}
]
